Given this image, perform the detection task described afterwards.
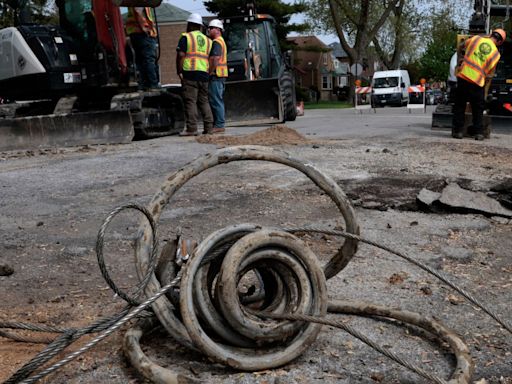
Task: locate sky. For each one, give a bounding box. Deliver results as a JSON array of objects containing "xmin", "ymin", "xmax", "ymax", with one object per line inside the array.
[{"xmin": 164, "ymin": 0, "xmax": 338, "ymax": 44}]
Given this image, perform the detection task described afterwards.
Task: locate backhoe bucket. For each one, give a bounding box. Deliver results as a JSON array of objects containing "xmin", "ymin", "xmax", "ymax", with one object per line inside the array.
[
  {"xmin": 431, "ymin": 104, "xmax": 453, "ymax": 129},
  {"xmin": 0, "ymin": 110, "xmax": 134, "ymax": 151},
  {"xmin": 432, "ymin": 104, "xmax": 512, "ymax": 136},
  {"xmin": 224, "ymin": 79, "xmax": 283, "ymax": 126}
]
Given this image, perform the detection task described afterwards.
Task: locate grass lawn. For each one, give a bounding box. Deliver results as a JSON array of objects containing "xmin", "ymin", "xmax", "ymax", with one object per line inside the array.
[{"xmin": 304, "ymin": 100, "xmax": 352, "ymax": 109}]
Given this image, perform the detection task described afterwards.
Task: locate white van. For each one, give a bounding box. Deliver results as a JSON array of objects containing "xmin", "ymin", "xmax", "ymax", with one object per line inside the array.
[{"xmin": 371, "ymin": 70, "xmax": 411, "ymax": 107}]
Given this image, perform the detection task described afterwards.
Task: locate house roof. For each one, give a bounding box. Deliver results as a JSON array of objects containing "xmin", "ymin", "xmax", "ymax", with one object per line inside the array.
[
  {"xmin": 122, "ymin": 3, "xmax": 190, "ymax": 23},
  {"xmin": 328, "ymin": 42, "xmax": 348, "ymax": 58},
  {"xmin": 155, "ymin": 2, "xmax": 190, "ymax": 23},
  {"xmin": 288, "ymin": 36, "xmax": 331, "ymax": 51}
]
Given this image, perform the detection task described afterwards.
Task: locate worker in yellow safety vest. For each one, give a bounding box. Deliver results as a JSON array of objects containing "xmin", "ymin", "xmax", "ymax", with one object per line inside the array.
[
  {"xmin": 452, "ymin": 28, "xmax": 506, "ymax": 140},
  {"xmin": 176, "ymin": 13, "xmax": 214, "ymax": 136},
  {"xmin": 207, "ymin": 19, "xmax": 228, "ymax": 134},
  {"xmin": 126, "ymin": 7, "xmax": 159, "ymax": 90}
]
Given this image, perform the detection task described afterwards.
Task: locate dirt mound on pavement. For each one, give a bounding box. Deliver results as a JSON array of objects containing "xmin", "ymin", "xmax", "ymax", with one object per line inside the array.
[{"xmin": 196, "ymin": 125, "xmax": 309, "ymax": 146}]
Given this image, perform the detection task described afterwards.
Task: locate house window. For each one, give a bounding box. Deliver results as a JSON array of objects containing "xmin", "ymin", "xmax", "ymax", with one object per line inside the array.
[
  {"xmin": 322, "ymin": 75, "xmax": 332, "ymax": 90},
  {"xmin": 337, "ymin": 76, "xmax": 347, "ymax": 87},
  {"xmin": 334, "ymin": 60, "xmax": 339, "ymax": 69},
  {"xmin": 323, "ymin": 54, "xmax": 327, "ymax": 66}
]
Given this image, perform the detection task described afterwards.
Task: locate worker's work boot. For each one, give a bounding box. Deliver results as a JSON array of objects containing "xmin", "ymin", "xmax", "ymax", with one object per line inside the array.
[
  {"xmin": 451, "ymin": 130, "xmax": 464, "ymax": 139},
  {"xmin": 211, "ymin": 128, "xmax": 225, "ymax": 134},
  {"xmin": 202, "ymin": 124, "xmax": 214, "ymax": 135},
  {"xmin": 474, "ymin": 134, "xmax": 484, "ymax": 141}
]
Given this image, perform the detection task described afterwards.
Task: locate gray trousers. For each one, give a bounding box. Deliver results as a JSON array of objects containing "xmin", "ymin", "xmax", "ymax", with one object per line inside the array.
[{"xmin": 182, "ymin": 78, "xmax": 214, "ymax": 133}]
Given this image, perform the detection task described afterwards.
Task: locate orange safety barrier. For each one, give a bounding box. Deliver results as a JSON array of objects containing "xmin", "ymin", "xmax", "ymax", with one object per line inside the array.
[
  {"xmin": 407, "ymin": 84, "xmax": 426, "ymax": 112},
  {"xmin": 355, "ymin": 86, "xmax": 374, "ymax": 112}
]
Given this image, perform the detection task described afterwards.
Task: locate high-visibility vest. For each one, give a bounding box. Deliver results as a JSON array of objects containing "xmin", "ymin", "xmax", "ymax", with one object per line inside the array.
[
  {"xmin": 182, "ymin": 31, "xmax": 212, "ymax": 73},
  {"xmin": 126, "ymin": 7, "xmax": 157, "ymax": 38},
  {"xmin": 457, "ymin": 35, "xmax": 500, "ymax": 87},
  {"xmin": 212, "ymin": 36, "xmax": 228, "ymax": 78}
]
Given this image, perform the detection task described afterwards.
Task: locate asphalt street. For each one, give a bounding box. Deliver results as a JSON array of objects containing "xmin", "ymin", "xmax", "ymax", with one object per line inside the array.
[{"xmin": 1, "ymin": 106, "xmax": 511, "ymax": 384}]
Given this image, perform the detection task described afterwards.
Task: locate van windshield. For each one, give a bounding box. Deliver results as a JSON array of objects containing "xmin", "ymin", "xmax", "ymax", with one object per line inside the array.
[{"xmin": 373, "ymin": 77, "xmax": 399, "ymax": 88}]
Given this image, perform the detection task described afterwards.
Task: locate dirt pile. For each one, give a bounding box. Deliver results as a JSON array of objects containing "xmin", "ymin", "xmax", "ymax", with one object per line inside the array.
[{"xmin": 196, "ymin": 125, "xmax": 310, "ymax": 146}]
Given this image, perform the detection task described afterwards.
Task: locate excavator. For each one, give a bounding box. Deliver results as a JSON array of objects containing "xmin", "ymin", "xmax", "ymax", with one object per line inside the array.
[
  {"xmin": 432, "ymin": 0, "xmax": 512, "ymax": 131},
  {"xmin": 0, "ymin": 0, "xmax": 296, "ymax": 150},
  {"xmin": 0, "ymin": 0, "xmax": 186, "ymax": 149}
]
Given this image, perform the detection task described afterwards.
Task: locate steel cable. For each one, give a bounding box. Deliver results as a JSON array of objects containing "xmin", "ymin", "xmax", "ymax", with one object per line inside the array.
[
  {"xmin": 262, "ymin": 312, "xmax": 448, "ymax": 384},
  {"xmin": 95, "ymin": 203, "xmax": 160, "ymax": 306},
  {"xmin": 285, "ymin": 226, "xmax": 512, "ymax": 335}
]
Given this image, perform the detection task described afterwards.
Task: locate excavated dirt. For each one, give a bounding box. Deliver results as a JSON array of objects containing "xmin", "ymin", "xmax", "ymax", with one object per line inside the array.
[
  {"xmin": 1, "ymin": 120, "xmax": 511, "ymax": 384},
  {"xmin": 196, "ymin": 125, "xmax": 311, "ymax": 146}
]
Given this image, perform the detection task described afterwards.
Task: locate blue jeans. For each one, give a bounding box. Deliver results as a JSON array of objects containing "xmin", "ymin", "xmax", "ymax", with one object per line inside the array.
[
  {"xmin": 209, "ymin": 77, "xmax": 225, "ymax": 128},
  {"xmin": 130, "ymin": 33, "xmax": 159, "ymax": 89}
]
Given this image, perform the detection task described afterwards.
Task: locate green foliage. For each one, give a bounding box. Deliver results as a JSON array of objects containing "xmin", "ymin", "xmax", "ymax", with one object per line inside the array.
[
  {"xmin": 418, "ymin": 9, "xmax": 458, "ymax": 81},
  {"xmin": 296, "ymin": 86, "xmax": 311, "ymax": 102},
  {"xmin": 0, "ymin": 0, "xmax": 57, "ymax": 28},
  {"xmin": 402, "ymin": 60, "xmax": 422, "ymax": 84},
  {"xmin": 304, "ymin": 100, "xmax": 351, "ymax": 109},
  {"xmin": 204, "ymin": 0, "xmax": 308, "ymax": 49}
]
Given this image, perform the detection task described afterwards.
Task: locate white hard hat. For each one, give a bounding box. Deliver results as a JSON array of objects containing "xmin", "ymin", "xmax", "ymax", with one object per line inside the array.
[
  {"xmin": 208, "ymin": 19, "xmax": 224, "ymax": 31},
  {"xmin": 187, "ymin": 13, "xmax": 203, "ymax": 25}
]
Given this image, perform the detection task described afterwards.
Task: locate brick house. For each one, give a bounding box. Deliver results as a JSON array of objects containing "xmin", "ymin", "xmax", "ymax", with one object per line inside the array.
[
  {"xmin": 154, "ymin": 3, "xmax": 190, "ymax": 85},
  {"xmin": 288, "ymin": 36, "xmax": 349, "ymax": 101}
]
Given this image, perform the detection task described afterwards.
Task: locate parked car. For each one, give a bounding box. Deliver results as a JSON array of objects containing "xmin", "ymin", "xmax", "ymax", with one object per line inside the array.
[
  {"xmin": 432, "ymin": 89, "xmax": 446, "ymax": 104},
  {"xmin": 425, "ymin": 89, "xmax": 446, "ymax": 105}
]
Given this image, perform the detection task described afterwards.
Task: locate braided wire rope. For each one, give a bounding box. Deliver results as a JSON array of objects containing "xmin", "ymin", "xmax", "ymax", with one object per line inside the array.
[
  {"xmin": 285, "ymin": 226, "xmax": 512, "ymax": 334},
  {"xmin": 262, "ymin": 312, "xmax": 448, "ymax": 384},
  {"xmin": 15, "ymin": 276, "xmax": 182, "ymax": 384},
  {"xmin": 4, "ymin": 204, "xmax": 162, "ymax": 384},
  {"xmin": 0, "ymin": 331, "xmax": 54, "ymax": 344},
  {"xmin": 95, "ymin": 203, "xmax": 160, "ymax": 306}
]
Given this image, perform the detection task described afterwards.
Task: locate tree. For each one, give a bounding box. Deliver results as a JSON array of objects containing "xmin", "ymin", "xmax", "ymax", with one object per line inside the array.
[
  {"xmin": 305, "ymin": 0, "xmax": 405, "ymax": 71},
  {"xmin": 0, "ymin": 0, "xmax": 56, "ymax": 28},
  {"xmin": 204, "ymin": 0, "xmax": 308, "ymax": 49},
  {"xmin": 418, "ymin": 9, "xmax": 458, "ymax": 81},
  {"xmin": 305, "ymin": 0, "xmax": 472, "ymax": 70}
]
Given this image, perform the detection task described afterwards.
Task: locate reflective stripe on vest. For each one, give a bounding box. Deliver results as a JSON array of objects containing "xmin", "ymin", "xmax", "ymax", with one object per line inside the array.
[
  {"xmin": 126, "ymin": 8, "xmax": 157, "ymax": 38},
  {"xmin": 182, "ymin": 31, "xmax": 211, "ymax": 73},
  {"xmin": 213, "ymin": 36, "xmax": 228, "ymax": 77},
  {"xmin": 457, "ymin": 35, "xmax": 500, "ymax": 87}
]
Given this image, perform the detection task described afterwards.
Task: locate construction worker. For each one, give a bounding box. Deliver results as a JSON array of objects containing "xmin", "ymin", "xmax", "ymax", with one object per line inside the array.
[
  {"xmin": 126, "ymin": 7, "xmax": 159, "ymax": 90},
  {"xmin": 452, "ymin": 28, "xmax": 506, "ymax": 140},
  {"xmin": 176, "ymin": 13, "xmax": 214, "ymax": 136},
  {"xmin": 207, "ymin": 19, "xmax": 228, "ymax": 134}
]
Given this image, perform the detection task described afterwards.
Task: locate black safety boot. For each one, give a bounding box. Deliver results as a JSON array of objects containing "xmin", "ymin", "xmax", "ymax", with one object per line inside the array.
[
  {"xmin": 451, "ymin": 130, "xmax": 464, "ymax": 139},
  {"xmin": 474, "ymin": 134, "xmax": 484, "ymax": 141}
]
